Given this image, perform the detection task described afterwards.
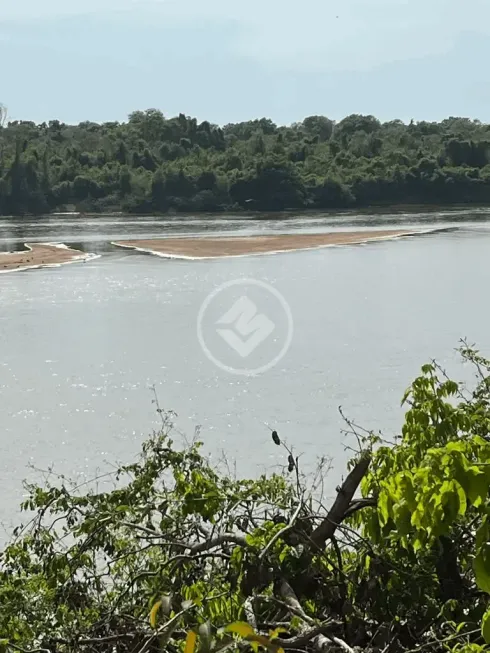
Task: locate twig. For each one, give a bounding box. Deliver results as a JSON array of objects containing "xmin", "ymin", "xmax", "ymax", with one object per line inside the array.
[
  {"xmin": 259, "ymin": 499, "xmax": 303, "ymax": 561},
  {"xmin": 257, "ymin": 594, "xmax": 324, "ymax": 627},
  {"xmin": 136, "ymin": 605, "xmax": 195, "ymax": 653},
  {"xmin": 120, "ymin": 522, "xmax": 246, "ymax": 553},
  {"xmin": 189, "ymin": 533, "xmax": 247, "ymax": 553},
  {"xmin": 7, "ymin": 645, "xmax": 51, "ymax": 653},
  {"xmin": 54, "ymin": 633, "xmax": 136, "ymax": 646},
  {"xmin": 121, "ymin": 521, "xmax": 186, "ymax": 542},
  {"xmin": 404, "ymin": 627, "xmax": 481, "ymax": 653},
  {"xmin": 327, "ymin": 636, "xmax": 356, "ymax": 653},
  {"xmin": 344, "ymin": 496, "xmax": 377, "ymax": 518},
  {"xmin": 274, "ymin": 624, "xmax": 339, "ymax": 649},
  {"xmin": 277, "ymin": 579, "xmax": 354, "ymax": 653}
]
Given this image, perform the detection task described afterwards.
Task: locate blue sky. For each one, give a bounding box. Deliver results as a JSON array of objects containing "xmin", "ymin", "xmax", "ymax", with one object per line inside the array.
[{"xmin": 1, "ymin": 0, "xmax": 490, "ymax": 125}]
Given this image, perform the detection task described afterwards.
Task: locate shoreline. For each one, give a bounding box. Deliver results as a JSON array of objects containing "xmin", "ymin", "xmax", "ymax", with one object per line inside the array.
[
  {"xmin": 112, "ymin": 229, "xmax": 426, "ymax": 260},
  {"xmin": 0, "ymin": 228, "xmax": 452, "ymax": 272},
  {"xmin": 2, "ymin": 203, "xmax": 490, "ymax": 219},
  {"xmin": 0, "ymin": 243, "xmax": 99, "ymax": 274}
]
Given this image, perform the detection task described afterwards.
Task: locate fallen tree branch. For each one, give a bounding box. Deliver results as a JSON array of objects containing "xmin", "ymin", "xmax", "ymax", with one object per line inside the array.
[{"xmin": 309, "ymin": 454, "xmax": 371, "ymax": 550}]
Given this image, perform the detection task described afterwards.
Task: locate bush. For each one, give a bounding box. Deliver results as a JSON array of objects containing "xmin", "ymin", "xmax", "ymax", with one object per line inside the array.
[{"xmin": 2, "ymin": 344, "xmax": 490, "ymax": 652}]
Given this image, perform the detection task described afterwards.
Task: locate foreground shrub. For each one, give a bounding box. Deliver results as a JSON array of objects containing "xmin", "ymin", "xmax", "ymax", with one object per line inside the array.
[{"xmin": 2, "ymin": 343, "xmax": 490, "ymax": 653}]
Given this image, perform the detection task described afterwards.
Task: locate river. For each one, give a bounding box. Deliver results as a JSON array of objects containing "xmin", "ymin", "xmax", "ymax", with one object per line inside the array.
[{"xmin": 1, "ymin": 208, "xmax": 490, "ymax": 536}]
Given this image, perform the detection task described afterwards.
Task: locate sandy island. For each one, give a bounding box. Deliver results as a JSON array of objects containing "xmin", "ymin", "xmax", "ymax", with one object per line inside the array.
[
  {"xmin": 113, "ymin": 230, "xmax": 419, "ymax": 259},
  {"xmin": 0, "ymin": 243, "xmax": 96, "ymax": 273}
]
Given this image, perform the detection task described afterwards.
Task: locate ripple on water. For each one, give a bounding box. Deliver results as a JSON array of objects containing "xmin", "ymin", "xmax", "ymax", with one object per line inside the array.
[{"xmin": 1, "ymin": 212, "xmax": 490, "ymax": 535}]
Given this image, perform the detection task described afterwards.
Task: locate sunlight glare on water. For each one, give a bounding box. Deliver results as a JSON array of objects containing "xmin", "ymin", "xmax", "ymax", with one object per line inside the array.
[{"xmin": 1, "ymin": 208, "xmax": 490, "ymax": 536}]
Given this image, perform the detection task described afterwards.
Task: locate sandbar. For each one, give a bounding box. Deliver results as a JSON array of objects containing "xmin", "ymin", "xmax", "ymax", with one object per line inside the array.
[
  {"xmin": 113, "ymin": 230, "xmax": 419, "ymax": 259},
  {"xmin": 0, "ymin": 243, "xmax": 96, "ymax": 273}
]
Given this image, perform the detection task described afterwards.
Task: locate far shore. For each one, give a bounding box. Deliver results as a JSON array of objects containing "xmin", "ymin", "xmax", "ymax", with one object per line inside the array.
[
  {"xmin": 0, "ymin": 243, "xmax": 95, "ymax": 273},
  {"xmin": 113, "ymin": 230, "xmax": 420, "ymax": 259}
]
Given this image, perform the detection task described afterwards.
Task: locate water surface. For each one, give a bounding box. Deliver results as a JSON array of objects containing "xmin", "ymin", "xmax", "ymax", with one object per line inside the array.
[{"xmin": 1, "ymin": 209, "xmax": 490, "ymax": 536}]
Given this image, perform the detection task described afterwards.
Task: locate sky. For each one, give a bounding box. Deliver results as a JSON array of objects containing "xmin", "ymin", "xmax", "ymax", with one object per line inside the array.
[{"xmin": 1, "ymin": 0, "xmax": 490, "ymax": 126}]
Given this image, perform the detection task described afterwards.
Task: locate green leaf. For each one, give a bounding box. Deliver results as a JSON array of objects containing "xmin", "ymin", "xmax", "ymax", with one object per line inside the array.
[
  {"xmin": 224, "ymin": 622, "xmax": 284, "ymax": 653},
  {"xmin": 476, "ymin": 517, "xmax": 489, "ymax": 550},
  {"xmin": 269, "ymin": 627, "xmax": 287, "ymax": 640},
  {"xmin": 474, "ymin": 543, "xmax": 490, "ymax": 594},
  {"xmin": 378, "ymin": 491, "xmax": 391, "ymax": 527},
  {"xmin": 468, "ymin": 469, "xmax": 489, "ymax": 507},
  {"xmin": 224, "ymin": 622, "xmax": 255, "ymax": 638},
  {"xmin": 482, "ymin": 609, "xmax": 490, "ymax": 644}
]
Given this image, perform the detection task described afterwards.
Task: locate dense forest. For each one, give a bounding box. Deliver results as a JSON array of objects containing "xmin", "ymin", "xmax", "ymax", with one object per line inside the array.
[{"xmin": 2, "ymin": 108, "xmax": 490, "ymax": 215}]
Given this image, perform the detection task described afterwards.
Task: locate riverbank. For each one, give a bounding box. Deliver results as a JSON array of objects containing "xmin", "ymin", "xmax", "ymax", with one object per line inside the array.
[
  {"xmin": 113, "ymin": 229, "xmax": 418, "ymax": 259},
  {"xmin": 0, "ymin": 243, "xmax": 97, "ymax": 273}
]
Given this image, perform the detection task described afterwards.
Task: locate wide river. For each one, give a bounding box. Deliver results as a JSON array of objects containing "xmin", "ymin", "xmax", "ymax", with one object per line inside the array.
[{"xmin": 1, "ymin": 208, "xmax": 490, "ymax": 536}]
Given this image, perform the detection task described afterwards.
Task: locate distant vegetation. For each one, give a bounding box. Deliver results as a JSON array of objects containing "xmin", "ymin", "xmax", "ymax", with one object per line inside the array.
[{"xmin": 2, "ymin": 110, "xmax": 490, "ymax": 215}]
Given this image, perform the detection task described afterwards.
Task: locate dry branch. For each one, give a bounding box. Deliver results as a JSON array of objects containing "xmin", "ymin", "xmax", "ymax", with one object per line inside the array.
[
  {"xmin": 309, "ymin": 454, "xmax": 371, "ymax": 549},
  {"xmin": 277, "ymin": 578, "xmax": 354, "ymax": 652}
]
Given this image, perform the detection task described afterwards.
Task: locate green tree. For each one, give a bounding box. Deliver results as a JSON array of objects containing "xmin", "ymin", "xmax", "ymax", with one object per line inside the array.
[
  {"xmin": 3, "ymin": 109, "xmax": 490, "ymax": 215},
  {"xmin": 302, "ymin": 115, "xmax": 334, "ymax": 142}
]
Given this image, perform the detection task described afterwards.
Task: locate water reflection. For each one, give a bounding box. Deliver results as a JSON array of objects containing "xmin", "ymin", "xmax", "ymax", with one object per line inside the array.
[{"xmin": 1, "ymin": 207, "xmax": 490, "ymax": 254}]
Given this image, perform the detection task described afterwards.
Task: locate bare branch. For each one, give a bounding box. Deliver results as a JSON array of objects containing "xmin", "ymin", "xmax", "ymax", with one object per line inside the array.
[
  {"xmin": 275, "ymin": 581, "xmax": 351, "ymax": 652},
  {"xmin": 120, "ymin": 521, "xmax": 245, "ymax": 553},
  {"xmin": 344, "ymin": 496, "xmax": 377, "ymax": 518},
  {"xmin": 278, "ymin": 578, "xmax": 314, "ymax": 624},
  {"xmin": 244, "ymin": 597, "xmax": 257, "ymax": 630},
  {"xmin": 189, "ymin": 533, "xmax": 247, "ymax": 553},
  {"xmin": 310, "ymin": 454, "xmax": 371, "ymax": 549},
  {"xmin": 275, "ymin": 624, "xmax": 339, "ymax": 649}
]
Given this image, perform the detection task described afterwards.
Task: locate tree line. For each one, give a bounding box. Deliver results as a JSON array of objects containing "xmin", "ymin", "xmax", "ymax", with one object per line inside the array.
[{"xmin": 2, "ymin": 109, "xmax": 490, "ymax": 215}]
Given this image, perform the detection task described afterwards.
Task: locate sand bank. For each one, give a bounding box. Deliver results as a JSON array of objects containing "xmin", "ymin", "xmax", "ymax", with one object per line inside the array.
[
  {"xmin": 113, "ymin": 230, "xmax": 419, "ymax": 260},
  {"xmin": 0, "ymin": 243, "xmax": 98, "ymax": 273}
]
